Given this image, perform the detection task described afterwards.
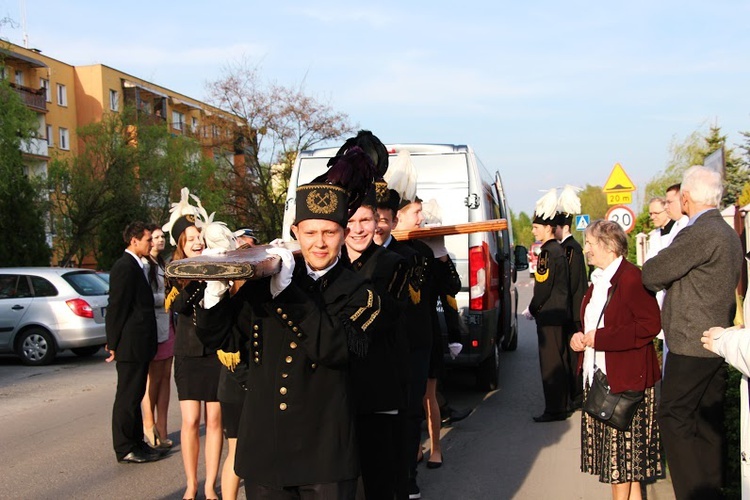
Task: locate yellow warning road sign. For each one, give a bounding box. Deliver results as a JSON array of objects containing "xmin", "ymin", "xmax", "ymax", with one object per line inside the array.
[{"xmin": 603, "ymin": 163, "xmax": 636, "ymax": 193}]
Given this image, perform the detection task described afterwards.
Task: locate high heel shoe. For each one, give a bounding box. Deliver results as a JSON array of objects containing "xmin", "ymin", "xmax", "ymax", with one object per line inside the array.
[
  {"xmin": 152, "ymin": 426, "xmax": 174, "ymax": 449},
  {"xmin": 143, "ymin": 426, "xmax": 157, "ymax": 448}
]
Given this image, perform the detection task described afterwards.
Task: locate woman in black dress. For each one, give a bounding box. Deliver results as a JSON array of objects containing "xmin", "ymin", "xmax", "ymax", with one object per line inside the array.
[{"xmin": 166, "ymin": 216, "xmax": 222, "ymax": 500}]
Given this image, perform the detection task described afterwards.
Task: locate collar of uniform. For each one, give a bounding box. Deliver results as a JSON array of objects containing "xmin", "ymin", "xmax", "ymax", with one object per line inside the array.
[
  {"xmin": 349, "ymin": 242, "xmax": 378, "ymax": 270},
  {"xmin": 305, "ymin": 257, "xmax": 339, "ymax": 281},
  {"xmin": 381, "ymin": 234, "xmax": 394, "ymax": 248}
]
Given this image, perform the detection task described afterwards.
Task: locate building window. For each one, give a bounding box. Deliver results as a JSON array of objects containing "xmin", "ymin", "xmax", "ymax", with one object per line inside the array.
[
  {"xmin": 59, "ymin": 128, "xmax": 69, "ymax": 150},
  {"xmin": 14, "ymin": 70, "xmax": 24, "ymax": 86},
  {"xmin": 109, "ymin": 90, "xmax": 119, "ymax": 111},
  {"xmin": 172, "ymin": 111, "xmax": 184, "ymax": 131},
  {"xmin": 191, "ymin": 117, "xmax": 199, "ymax": 133},
  {"xmin": 56, "ymin": 83, "xmax": 67, "ymax": 107},
  {"xmin": 0, "ymin": 67, "xmax": 5, "ymax": 80},
  {"xmin": 46, "ymin": 125, "xmax": 54, "ymax": 147},
  {"xmin": 40, "ymin": 78, "xmax": 51, "ymax": 102}
]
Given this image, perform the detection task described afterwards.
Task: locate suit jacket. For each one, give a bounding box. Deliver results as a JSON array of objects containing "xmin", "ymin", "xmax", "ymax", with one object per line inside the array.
[
  {"xmin": 561, "ymin": 236, "xmax": 587, "ymax": 330},
  {"xmin": 580, "ymin": 259, "xmax": 661, "ymax": 393},
  {"xmin": 529, "ymin": 239, "xmax": 570, "ymax": 326},
  {"xmin": 105, "ymin": 252, "xmax": 157, "ymax": 363},
  {"xmin": 642, "ymin": 209, "xmax": 743, "ymax": 357},
  {"xmin": 196, "ymin": 259, "xmax": 381, "ymax": 488}
]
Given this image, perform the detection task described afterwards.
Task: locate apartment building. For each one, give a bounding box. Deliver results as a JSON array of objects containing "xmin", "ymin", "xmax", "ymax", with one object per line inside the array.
[{"xmin": 2, "ymin": 41, "xmax": 244, "ymax": 177}]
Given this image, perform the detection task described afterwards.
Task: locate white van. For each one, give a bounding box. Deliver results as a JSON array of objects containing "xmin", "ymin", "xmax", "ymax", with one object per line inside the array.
[{"xmin": 282, "ymin": 144, "xmax": 528, "ymax": 390}]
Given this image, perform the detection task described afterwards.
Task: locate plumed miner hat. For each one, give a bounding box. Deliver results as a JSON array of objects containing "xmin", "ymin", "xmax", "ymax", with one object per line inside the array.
[{"xmin": 533, "ymin": 188, "xmax": 559, "ymax": 225}]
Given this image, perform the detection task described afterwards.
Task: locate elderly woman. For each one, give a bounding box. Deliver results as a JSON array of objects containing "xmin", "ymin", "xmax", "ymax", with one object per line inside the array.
[{"xmin": 570, "ymin": 220, "xmax": 664, "ymax": 500}]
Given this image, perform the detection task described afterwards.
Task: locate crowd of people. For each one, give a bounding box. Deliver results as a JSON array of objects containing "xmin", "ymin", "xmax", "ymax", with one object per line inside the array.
[
  {"xmin": 104, "ymin": 131, "xmax": 472, "ymax": 500},
  {"xmin": 524, "ymin": 165, "xmax": 746, "ymax": 500},
  {"xmin": 103, "ymin": 125, "xmax": 747, "ymax": 499}
]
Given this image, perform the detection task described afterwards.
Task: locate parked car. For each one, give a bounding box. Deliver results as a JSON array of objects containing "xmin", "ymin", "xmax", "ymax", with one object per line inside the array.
[
  {"xmin": 282, "ymin": 143, "xmax": 528, "ymax": 390},
  {"xmin": 0, "ymin": 268, "xmax": 109, "ymax": 365}
]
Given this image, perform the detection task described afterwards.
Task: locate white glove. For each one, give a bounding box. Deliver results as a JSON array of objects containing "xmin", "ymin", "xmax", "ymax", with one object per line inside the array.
[
  {"xmin": 267, "ymin": 247, "xmax": 295, "ymax": 298},
  {"xmin": 423, "ymin": 236, "xmax": 448, "ymax": 259},
  {"xmin": 522, "ymin": 307, "xmax": 533, "ymax": 321},
  {"xmin": 203, "ymin": 280, "xmax": 230, "ymax": 309},
  {"xmin": 201, "ymin": 247, "xmax": 227, "ymax": 257},
  {"xmin": 268, "ymin": 238, "xmax": 285, "ymax": 247},
  {"xmin": 448, "ymin": 342, "xmax": 463, "ymax": 359}
]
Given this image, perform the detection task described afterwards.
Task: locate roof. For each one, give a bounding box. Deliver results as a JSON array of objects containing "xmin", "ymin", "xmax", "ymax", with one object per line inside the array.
[{"xmin": 0, "ymin": 48, "xmax": 47, "ymax": 68}]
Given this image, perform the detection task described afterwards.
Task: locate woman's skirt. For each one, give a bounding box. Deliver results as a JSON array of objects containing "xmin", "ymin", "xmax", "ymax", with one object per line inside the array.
[
  {"xmin": 581, "ymin": 385, "xmax": 665, "ymax": 484},
  {"xmin": 174, "ymin": 355, "xmax": 221, "ymax": 402}
]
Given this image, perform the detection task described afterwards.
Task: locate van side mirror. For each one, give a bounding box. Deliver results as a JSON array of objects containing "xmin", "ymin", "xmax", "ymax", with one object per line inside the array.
[{"xmin": 515, "ymin": 245, "xmax": 529, "ymax": 270}]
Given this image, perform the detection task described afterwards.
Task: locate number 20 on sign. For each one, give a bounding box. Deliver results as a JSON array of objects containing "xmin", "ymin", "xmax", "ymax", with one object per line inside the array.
[{"xmin": 607, "ymin": 192, "xmax": 632, "ymax": 205}]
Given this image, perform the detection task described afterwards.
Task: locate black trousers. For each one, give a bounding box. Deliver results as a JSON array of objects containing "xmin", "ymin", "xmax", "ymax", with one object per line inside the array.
[
  {"xmin": 355, "ymin": 412, "xmax": 406, "ymax": 500},
  {"xmin": 659, "ymin": 352, "xmax": 727, "ymax": 500},
  {"xmin": 563, "ymin": 322, "xmax": 583, "ymax": 408},
  {"xmin": 112, "ymin": 360, "xmax": 150, "ymax": 459},
  {"xmin": 245, "ymin": 479, "xmax": 357, "ymax": 500},
  {"xmin": 536, "ymin": 324, "xmax": 568, "ymax": 415}
]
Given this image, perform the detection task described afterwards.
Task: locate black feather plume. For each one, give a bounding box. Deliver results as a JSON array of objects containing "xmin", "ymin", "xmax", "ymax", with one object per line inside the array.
[
  {"xmin": 314, "ymin": 146, "xmax": 378, "ymax": 217},
  {"xmin": 326, "ymin": 130, "xmax": 388, "ymax": 178}
]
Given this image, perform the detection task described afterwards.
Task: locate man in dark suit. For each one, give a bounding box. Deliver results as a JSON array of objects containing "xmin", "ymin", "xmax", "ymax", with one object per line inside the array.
[
  {"xmin": 106, "ymin": 221, "xmax": 161, "ymax": 464},
  {"xmin": 642, "ymin": 166, "xmax": 744, "ymax": 500}
]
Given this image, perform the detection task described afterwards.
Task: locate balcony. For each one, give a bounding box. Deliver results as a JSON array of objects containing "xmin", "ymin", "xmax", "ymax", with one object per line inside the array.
[
  {"xmin": 11, "ymin": 83, "xmax": 47, "ymax": 113},
  {"xmin": 20, "ymin": 137, "xmax": 49, "ymax": 158}
]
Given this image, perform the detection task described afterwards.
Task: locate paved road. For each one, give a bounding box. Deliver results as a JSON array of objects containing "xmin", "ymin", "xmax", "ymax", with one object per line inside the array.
[{"xmin": 0, "ymin": 277, "xmax": 675, "ymax": 499}]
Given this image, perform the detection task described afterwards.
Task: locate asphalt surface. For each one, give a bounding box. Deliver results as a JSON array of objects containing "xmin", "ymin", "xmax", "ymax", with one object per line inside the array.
[{"xmin": 0, "ymin": 276, "xmax": 676, "ymax": 499}]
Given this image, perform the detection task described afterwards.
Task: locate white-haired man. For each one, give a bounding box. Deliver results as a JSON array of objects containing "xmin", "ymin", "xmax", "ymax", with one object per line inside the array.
[{"xmin": 642, "ymin": 165, "xmax": 743, "ymax": 500}]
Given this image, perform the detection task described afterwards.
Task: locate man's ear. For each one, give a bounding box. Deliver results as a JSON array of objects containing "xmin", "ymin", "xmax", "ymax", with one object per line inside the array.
[{"xmin": 291, "ymin": 225, "xmax": 299, "ymax": 240}]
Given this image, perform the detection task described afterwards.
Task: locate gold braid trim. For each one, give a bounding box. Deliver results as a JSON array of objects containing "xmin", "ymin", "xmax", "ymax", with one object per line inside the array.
[
  {"xmin": 165, "ymin": 286, "xmax": 180, "ymax": 312},
  {"xmin": 216, "ymin": 350, "xmax": 240, "ymax": 371},
  {"xmin": 534, "ymin": 269, "xmax": 549, "ymax": 283},
  {"xmin": 408, "ymin": 284, "xmax": 421, "ymax": 305}
]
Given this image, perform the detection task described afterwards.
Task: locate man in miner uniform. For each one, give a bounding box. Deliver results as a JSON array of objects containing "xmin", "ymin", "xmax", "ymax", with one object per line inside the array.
[
  {"xmin": 196, "ymin": 146, "xmax": 382, "ymax": 499},
  {"xmin": 523, "ymin": 188, "xmax": 571, "ymax": 422}
]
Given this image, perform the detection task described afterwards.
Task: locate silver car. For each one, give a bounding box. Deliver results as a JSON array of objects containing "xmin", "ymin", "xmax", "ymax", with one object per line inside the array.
[{"xmin": 0, "ymin": 268, "xmax": 109, "ymax": 365}]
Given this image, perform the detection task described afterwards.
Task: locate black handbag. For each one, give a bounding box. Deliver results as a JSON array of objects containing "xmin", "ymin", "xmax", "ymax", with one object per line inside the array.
[
  {"xmin": 583, "ymin": 369, "xmax": 644, "ymax": 431},
  {"xmin": 581, "ymin": 283, "xmax": 645, "ymax": 431}
]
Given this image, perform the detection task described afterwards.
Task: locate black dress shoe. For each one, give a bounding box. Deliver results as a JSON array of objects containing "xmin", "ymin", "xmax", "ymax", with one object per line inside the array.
[
  {"xmin": 532, "ymin": 412, "xmax": 568, "ymax": 423},
  {"xmin": 118, "ymin": 449, "xmax": 158, "ymax": 464},
  {"xmin": 426, "ymin": 458, "xmax": 443, "ymax": 469}
]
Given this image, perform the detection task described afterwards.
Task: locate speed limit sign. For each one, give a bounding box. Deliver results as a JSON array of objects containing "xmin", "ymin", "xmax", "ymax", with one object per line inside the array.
[{"xmin": 606, "ymin": 205, "xmax": 636, "ymax": 233}]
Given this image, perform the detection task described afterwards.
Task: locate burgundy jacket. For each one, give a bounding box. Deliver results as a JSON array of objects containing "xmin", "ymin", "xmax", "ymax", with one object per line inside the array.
[{"xmin": 579, "ymin": 259, "xmax": 662, "ymax": 393}]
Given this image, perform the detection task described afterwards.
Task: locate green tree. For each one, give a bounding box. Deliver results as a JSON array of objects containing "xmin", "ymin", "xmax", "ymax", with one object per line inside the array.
[
  {"xmin": 48, "ymin": 108, "xmax": 223, "ymax": 268},
  {"xmin": 0, "ymin": 65, "xmax": 51, "ymax": 265},
  {"xmin": 510, "ymin": 209, "xmax": 533, "ymax": 248},
  {"xmin": 579, "ymin": 184, "xmax": 608, "ymax": 221}
]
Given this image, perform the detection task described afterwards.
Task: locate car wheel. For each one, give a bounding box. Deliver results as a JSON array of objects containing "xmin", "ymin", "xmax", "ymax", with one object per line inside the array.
[
  {"xmin": 71, "ymin": 345, "xmax": 103, "ymax": 357},
  {"xmin": 476, "ymin": 343, "xmax": 499, "ymax": 391},
  {"xmin": 16, "ymin": 328, "xmax": 57, "ymax": 366}
]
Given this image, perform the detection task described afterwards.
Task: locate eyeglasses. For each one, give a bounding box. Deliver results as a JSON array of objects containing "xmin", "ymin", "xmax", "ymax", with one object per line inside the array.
[{"xmin": 648, "ymin": 211, "xmax": 665, "ymax": 216}]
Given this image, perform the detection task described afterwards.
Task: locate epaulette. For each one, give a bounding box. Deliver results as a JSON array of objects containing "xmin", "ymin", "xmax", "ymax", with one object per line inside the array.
[{"xmin": 535, "ymin": 249, "xmax": 550, "ymax": 283}]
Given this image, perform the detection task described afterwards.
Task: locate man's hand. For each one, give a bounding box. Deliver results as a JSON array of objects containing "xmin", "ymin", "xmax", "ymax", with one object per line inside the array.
[
  {"xmin": 105, "ymin": 345, "xmax": 115, "ymax": 363},
  {"xmin": 267, "ymin": 247, "xmax": 295, "ymax": 297},
  {"xmin": 203, "ymin": 280, "xmax": 230, "ymax": 309},
  {"xmin": 522, "ymin": 307, "xmax": 533, "ymax": 321},
  {"xmin": 423, "ymin": 236, "xmax": 449, "ymax": 260}
]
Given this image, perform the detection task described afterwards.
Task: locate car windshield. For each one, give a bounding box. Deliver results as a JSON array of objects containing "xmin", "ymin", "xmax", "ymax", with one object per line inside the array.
[{"xmin": 63, "ymin": 271, "xmax": 109, "ymax": 296}]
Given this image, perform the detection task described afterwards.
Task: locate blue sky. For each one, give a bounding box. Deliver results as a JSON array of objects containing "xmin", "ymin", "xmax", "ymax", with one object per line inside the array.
[{"xmin": 2, "ymin": 0, "xmax": 748, "ymax": 215}]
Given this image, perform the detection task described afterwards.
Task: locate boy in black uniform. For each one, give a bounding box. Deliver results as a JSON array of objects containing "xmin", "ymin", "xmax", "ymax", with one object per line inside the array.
[
  {"xmin": 554, "ymin": 186, "xmax": 587, "ymax": 411},
  {"xmin": 524, "ymin": 189, "xmax": 571, "ymax": 422},
  {"xmin": 196, "ymin": 147, "xmax": 382, "ymax": 500}
]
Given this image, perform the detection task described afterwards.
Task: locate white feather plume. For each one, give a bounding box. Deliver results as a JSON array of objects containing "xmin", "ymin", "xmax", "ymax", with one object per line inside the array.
[
  {"xmin": 162, "ymin": 187, "xmax": 199, "ymax": 246},
  {"xmin": 535, "ymin": 188, "xmax": 558, "ymax": 221},
  {"xmin": 422, "ymin": 199, "xmax": 443, "ymax": 225},
  {"xmin": 192, "ymin": 193, "xmax": 237, "ymax": 251},
  {"xmin": 557, "ymin": 185, "xmax": 582, "ymax": 215},
  {"xmin": 383, "ymin": 150, "xmax": 417, "ymax": 205}
]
